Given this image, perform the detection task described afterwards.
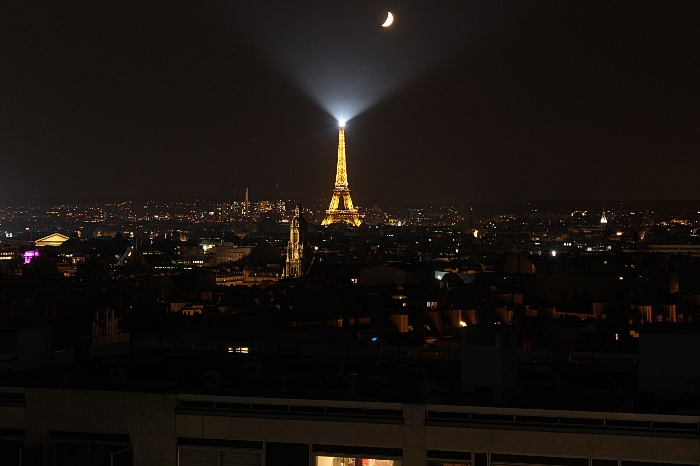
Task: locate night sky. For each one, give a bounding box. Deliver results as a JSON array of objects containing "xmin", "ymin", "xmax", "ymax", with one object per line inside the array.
[{"xmin": 1, "ymin": 1, "xmax": 698, "ymax": 205}]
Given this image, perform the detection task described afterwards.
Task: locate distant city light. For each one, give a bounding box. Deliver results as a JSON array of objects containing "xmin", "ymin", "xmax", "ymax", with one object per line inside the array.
[
  {"xmin": 459, "ymin": 321, "xmax": 467, "ymax": 327},
  {"xmin": 23, "ymin": 250, "xmax": 39, "ymax": 264},
  {"xmin": 228, "ymin": 346, "xmax": 249, "ymax": 353}
]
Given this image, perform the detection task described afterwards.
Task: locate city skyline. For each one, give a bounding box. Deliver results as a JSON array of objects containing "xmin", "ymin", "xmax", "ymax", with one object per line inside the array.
[{"xmin": 3, "ymin": 4, "xmax": 700, "ymax": 464}]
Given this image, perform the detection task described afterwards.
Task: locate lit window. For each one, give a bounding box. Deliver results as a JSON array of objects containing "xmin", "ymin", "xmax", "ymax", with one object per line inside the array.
[{"xmin": 316, "ymin": 457, "xmax": 401, "ymax": 466}]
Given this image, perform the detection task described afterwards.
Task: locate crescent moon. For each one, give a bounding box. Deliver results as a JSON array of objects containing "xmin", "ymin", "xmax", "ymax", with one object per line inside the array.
[{"xmin": 381, "ymin": 12, "xmax": 394, "ymax": 27}]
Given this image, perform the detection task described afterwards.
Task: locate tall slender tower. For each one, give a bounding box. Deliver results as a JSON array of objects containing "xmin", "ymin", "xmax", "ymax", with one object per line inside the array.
[
  {"xmin": 322, "ymin": 120, "xmax": 361, "ymax": 226},
  {"xmin": 285, "ymin": 204, "xmax": 307, "ymax": 278}
]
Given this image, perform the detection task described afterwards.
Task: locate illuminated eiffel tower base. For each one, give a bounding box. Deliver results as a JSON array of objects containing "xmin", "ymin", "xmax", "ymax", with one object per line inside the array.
[{"xmin": 322, "ymin": 123, "xmax": 361, "ymax": 227}]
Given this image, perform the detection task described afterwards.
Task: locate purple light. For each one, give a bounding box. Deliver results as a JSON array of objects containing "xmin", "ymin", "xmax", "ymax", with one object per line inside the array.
[{"xmin": 24, "ymin": 249, "xmax": 39, "ymax": 264}]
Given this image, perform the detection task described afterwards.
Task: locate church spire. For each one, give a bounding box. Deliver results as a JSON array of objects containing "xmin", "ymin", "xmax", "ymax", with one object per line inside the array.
[{"xmin": 285, "ymin": 204, "xmax": 307, "ymax": 278}]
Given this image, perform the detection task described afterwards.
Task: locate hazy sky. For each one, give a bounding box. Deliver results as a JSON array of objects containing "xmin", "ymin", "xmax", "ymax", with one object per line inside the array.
[{"xmin": 1, "ymin": 1, "xmax": 698, "ymax": 205}]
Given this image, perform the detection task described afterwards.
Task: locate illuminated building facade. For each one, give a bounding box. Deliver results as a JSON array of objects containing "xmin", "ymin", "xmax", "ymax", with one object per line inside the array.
[
  {"xmin": 322, "ymin": 122, "xmax": 361, "ymax": 227},
  {"xmin": 34, "ymin": 232, "xmax": 69, "ymax": 247},
  {"xmin": 285, "ymin": 204, "xmax": 307, "ymax": 278},
  {"xmin": 23, "ymin": 250, "xmax": 39, "ymax": 264},
  {"xmin": 0, "ymin": 245, "xmax": 19, "ymax": 261}
]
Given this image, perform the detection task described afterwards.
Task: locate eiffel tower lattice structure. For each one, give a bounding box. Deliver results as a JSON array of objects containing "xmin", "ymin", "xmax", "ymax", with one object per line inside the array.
[{"xmin": 322, "ymin": 121, "xmax": 361, "ymax": 227}]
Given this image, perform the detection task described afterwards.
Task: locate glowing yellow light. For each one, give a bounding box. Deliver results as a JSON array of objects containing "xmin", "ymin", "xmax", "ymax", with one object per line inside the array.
[
  {"xmin": 459, "ymin": 321, "xmax": 467, "ymax": 327},
  {"xmin": 323, "ymin": 126, "xmax": 361, "ymax": 226}
]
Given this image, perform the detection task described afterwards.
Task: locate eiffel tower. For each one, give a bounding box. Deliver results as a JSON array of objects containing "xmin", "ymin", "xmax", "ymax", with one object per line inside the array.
[{"xmin": 322, "ymin": 120, "xmax": 361, "ymax": 227}]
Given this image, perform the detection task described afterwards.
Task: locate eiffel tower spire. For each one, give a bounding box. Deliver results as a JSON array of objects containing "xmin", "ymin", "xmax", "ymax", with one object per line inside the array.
[{"xmin": 322, "ymin": 120, "xmax": 361, "ymax": 227}]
